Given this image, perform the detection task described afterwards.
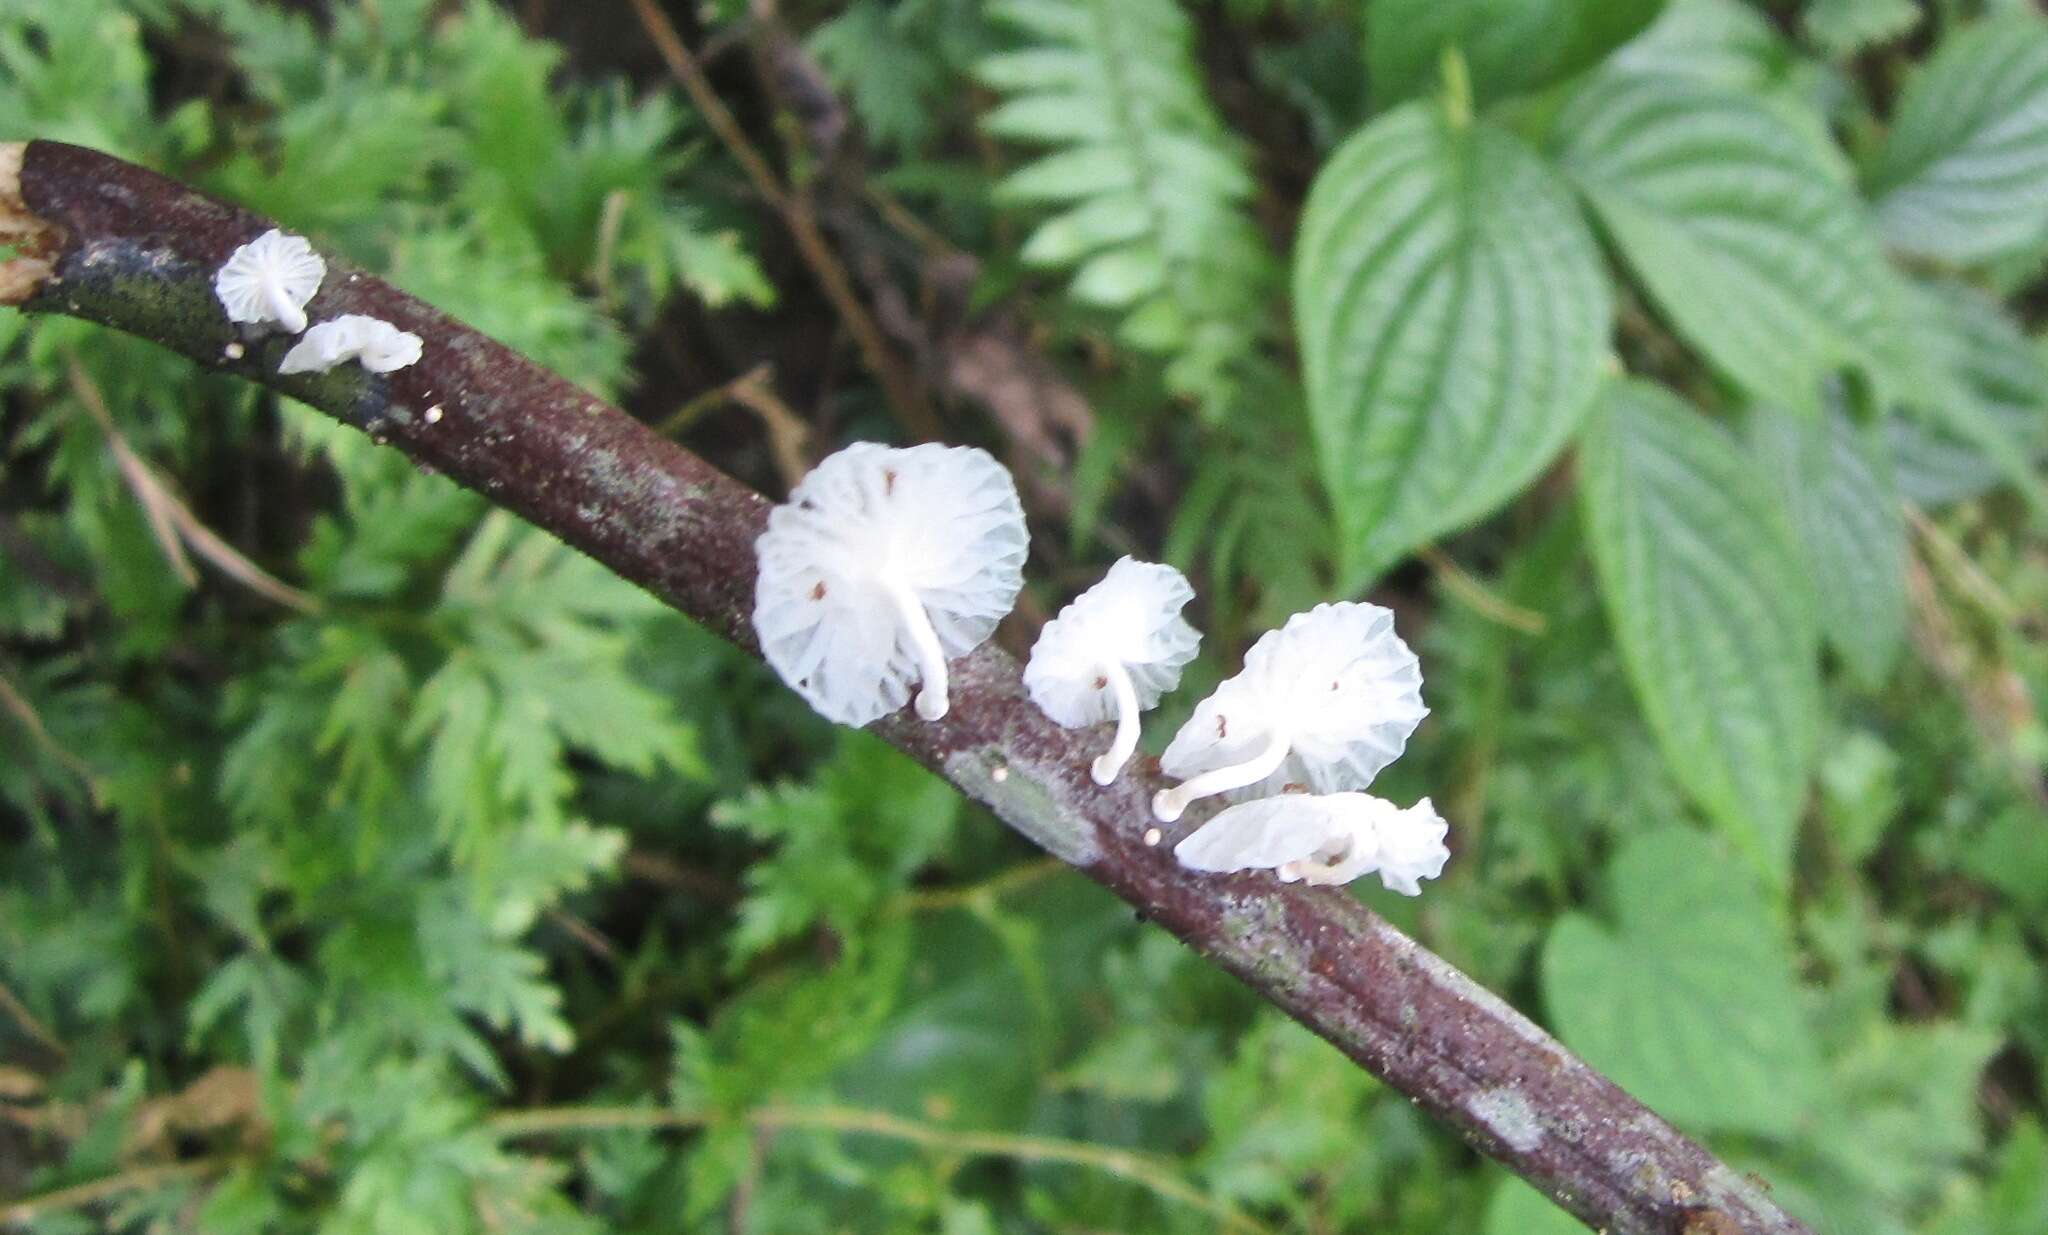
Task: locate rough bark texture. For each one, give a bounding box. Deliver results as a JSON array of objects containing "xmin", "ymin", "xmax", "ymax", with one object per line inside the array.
[{"xmin": 1, "ymin": 140, "xmax": 1813, "ymax": 1235}]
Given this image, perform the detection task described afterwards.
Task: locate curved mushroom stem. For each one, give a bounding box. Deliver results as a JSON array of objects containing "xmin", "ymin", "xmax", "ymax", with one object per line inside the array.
[
  {"xmin": 1290, "ymin": 825, "xmax": 1373, "ymax": 887},
  {"xmin": 886, "ymin": 579, "xmax": 951, "ymax": 721},
  {"xmin": 1089, "ymin": 660, "xmax": 1142, "ymax": 786},
  {"xmin": 264, "ymin": 276, "xmax": 307, "ymax": 335},
  {"xmin": 1151, "ymin": 725, "xmax": 1291, "ymax": 823}
]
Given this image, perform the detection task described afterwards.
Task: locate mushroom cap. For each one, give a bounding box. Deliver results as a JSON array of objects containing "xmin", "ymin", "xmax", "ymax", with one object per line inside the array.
[
  {"xmin": 1160, "ymin": 601, "xmax": 1426, "ymax": 798},
  {"xmin": 1023, "ymin": 557, "xmax": 1199, "ymax": 727},
  {"xmin": 1373, "ymin": 796, "xmax": 1450, "ymax": 896},
  {"xmin": 278, "ymin": 315, "xmax": 423, "ymax": 375},
  {"xmin": 1173, "ymin": 792, "xmax": 1385, "ymax": 886},
  {"xmin": 213, "ymin": 229, "xmax": 326, "ymax": 331},
  {"xmin": 753, "ymin": 442, "xmax": 1028, "ymax": 726}
]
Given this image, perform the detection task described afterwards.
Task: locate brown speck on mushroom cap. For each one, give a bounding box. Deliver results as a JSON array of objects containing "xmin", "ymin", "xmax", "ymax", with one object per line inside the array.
[{"xmin": 810, "ymin": 581, "xmax": 827, "ymax": 600}]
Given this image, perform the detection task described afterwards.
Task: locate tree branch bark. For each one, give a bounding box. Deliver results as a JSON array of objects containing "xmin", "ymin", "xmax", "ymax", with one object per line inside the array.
[{"xmin": 0, "ymin": 140, "xmax": 1811, "ymax": 1235}]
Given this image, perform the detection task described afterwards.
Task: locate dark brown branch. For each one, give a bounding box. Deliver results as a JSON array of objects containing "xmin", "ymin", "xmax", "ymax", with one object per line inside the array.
[{"xmin": 0, "ymin": 140, "xmax": 1812, "ymax": 1235}]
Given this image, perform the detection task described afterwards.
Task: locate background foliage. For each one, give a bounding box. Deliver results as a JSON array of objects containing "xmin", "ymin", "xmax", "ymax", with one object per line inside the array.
[{"xmin": 2, "ymin": 1, "xmax": 2045, "ymax": 1232}]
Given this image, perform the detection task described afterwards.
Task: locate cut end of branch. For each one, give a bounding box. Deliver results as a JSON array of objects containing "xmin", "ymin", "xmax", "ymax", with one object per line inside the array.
[{"xmin": 1, "ymin": 142, "xmax": 58, "ymax": 305}]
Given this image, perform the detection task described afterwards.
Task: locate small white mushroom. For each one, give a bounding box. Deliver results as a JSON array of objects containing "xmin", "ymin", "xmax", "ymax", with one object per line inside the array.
[
  {"xmin": 1174, "ymin": 792, "xmax": 1449, "ymax": 894},
  {"xmin": 1373, "ymin": 795, "xmax": 1451, "ymax": 895},
  {"xmin": 753, "ymin": 441, "xmax": 1027, "ymax": 726},
  {"xmin": 1151, "ymin": 601, "xmax": 1426, "ymax": 823},
  {"xmin": 277, "ymin": 314, "xmax": 423, "ymax": 376},
  {"xmin": 1023, "ymin": 557, "xmax": 1200, "ymax": 785},
  {"xmin": 213, "ymin": 228, "xmax": 325, "ymax": 335}
]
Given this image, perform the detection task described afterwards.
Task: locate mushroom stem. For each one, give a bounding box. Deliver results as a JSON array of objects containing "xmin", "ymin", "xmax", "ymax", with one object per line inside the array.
[
  {"xmin": 886, "ymin": 578, "xmax": 951, "ymax": 721},
  {"xmin": 1089, "ymin": 660, "xmax": 1142, "ymax": 785},
  {"xmin": 1151, "ymin": 725, "xmax": 1291, "ymax": 823},
  {"xmin": 264, "ymin": 276, "xmax": 307, "ymax": 335}
]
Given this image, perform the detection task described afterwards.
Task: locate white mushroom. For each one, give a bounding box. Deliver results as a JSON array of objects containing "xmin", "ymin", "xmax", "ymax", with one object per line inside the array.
[
  {"xmin": 1372, "ymin": 795, "xmax": 1451, "ymax": 896},
  {"xmin": 1023, "ymin": 557, "xmax": 1200, "ymax": 785},
  {"xmin": 213, "ymin": 228, "xmax": 325, "ymax": 335},
  {"xmin": 1174, "ymin": 793, "xmax": 1380, "ymax": 886},
  {"xmin": 753, "ymin": 442, "xmax": 1027, "ymax": 726},
  {"xmin": 1151, "ymin": 601, "xmax": 1426, "ymax": 823},
  {"xmin": 277, "ymin": 315, "xmax": 423, "ymax": 376},
  {"xmin": 1174, "ymin": 792, "xmax": 1449, "ymax": 894}
]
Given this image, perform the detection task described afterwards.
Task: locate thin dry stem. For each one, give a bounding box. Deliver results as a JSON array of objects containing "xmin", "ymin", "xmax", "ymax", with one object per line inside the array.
[
  {"xmin": 626, "ymin": 0, "xmax": 942, "ymax": 441},
  {"xmin": 65, "ymin": 357, "xmax": 320, "ymax": 612},
  {"xmin": 0, "ymin": 976, "xmax": 67, "ymax": 1061},
  {"xmin": 1418, "ymin": 545, "xmax": 1547, "ymax": 634},
  {"xmin": 724, "ymin": 366, "xmax": 813, "ymax": 487},
  {"xmin": 0, "ymin": 667, "xmax": 97, "ymax": 796},
  {"xmin": 492, "ymin": 1102, "xmax": 1272, "ymax": 1235},
  {"xmin": 1, "ymin": 1158, "xmax": 225, "ymax": 1227}
]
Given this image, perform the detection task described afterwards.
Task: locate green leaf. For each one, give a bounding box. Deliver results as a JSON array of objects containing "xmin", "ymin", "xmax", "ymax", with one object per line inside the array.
[
  {"xmin": 1890, "ymin": 276, "xmax": 2048, "ymax": 509},
  {"xmin": 1484, "ymin": 1177, "xmax": 1586, "ymax": 1235},
  {"xmin": 1928, "ymin": 1120, "xmax": 2048, "ymax": 1235},
  {"xmin": 1751, "ymin": 1021, "xmax": 2003, "ymax": 1235},
  {"xmin": 1555, "ymin": 69, "xmax": 1910, "ymax": 411},
  {"xmin": 1541, "ymin": 828, "xmax": 1822, "ymax": 1136},
  {"xmin": 1293, "ymin": 104, "xmax": 1611, "ymax": 588},
  {"xmin": 980, "ymin": 0, "xmax": 1278, "ymax": 413},
  {"xmin": 1802, "ymin": 0, "xmax": 1919, "ymax": 58},
  {"xmin": 713, "ymin": 734, "xmax": 960, "ymax": 966},
  {"xmin": 807, "ymin": 0, "xmax": 952, "ymax": 152},
  {"xmin": 1611, "ymin": 0, "xmax": 1788, "ymax": 91},
  {"xmin": 1579, "ymin": 382, "xmax": 1821, "ymax": 885},
  {"xmin": 1201, "ymin": 1015, "xmax": 1378, "ymax": 1213},
  {"xmin": 1815, "ymin": 729, "xmax": 1901, "ymax": 865},
  {"xmin": 1365, "ymin": 0, "xmax": 1666, "ymax": 108},
  {"xmin": 1749, "ymin": 403, "xmax": 1906, "ymax": 687},
  {"xmin": 1865, "ymin": 14, "xmax": 2048, "ymax": 264}
]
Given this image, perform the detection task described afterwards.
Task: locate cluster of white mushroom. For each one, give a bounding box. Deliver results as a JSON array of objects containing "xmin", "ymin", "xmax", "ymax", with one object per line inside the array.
[
  {"xmin": 212, "ymin": 229, "xmax": 422, "ymax": 377},
  {"xmin": 752, "ymin": 442, "xmax": 1450, "ymax": 896}
]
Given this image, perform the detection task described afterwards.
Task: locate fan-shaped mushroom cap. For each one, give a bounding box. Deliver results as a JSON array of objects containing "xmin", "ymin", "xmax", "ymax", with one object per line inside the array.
[
  {"xmin": 1373, "ymin": 796, "xmax": 1450, "ymax": 896},
  {"xmin": 1152, "ymin": 601, "xmax": 1424, "ymax": 820},
  {"xmin": 1174, "ymin": 793, "xmax": 1382, "ymax": 887},
  {"xmin": 1024, "ymin": 557, "xmax": 1199, "ymax": 783},
  {"xmin": 1175, "ymin": 792, "xmax": 1449, "ymax": 893},
  {"xmin": 754, "ymin": 442, "xmax": 1027, "ymax": 727},
  {"xmin": 277, "ymin": 315, "xmax": 423, "ymax": 375},
  {"xmin": 214, "ymin": 229, "xmax": 325, "ymax": 335}
]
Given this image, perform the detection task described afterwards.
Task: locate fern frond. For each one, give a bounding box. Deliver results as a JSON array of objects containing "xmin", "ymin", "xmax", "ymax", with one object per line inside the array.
[{"xmin": 979, "ymin": 0, "xmax": 1277, "ymax": 413}]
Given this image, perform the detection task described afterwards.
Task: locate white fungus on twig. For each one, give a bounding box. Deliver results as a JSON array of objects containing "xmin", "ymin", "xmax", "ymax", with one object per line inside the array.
[
  {"xmin": 1174, "ymin": 792, "xmax": 1450, "ymax": 894},
  {"xmin": 1024, "ymin": 557, "xmax": 1200, "ymax": 785},
  {"xmin": 1152, "ymin": 601, "xmax": 1426, "ymax": 823},
  {"xmin": 277, "ymin": 314, "xmax": 423, "ymax": 376},
  {"xmin": 753, "ymin": 441, "xmax": 1027, "ymax": 727},
  {"xmin": 213, "ymin": 228, "xmax": 325, "ymax": 335}
]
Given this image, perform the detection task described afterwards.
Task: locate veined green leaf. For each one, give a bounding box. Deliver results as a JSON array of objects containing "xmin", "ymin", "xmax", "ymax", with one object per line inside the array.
[
  {"xmin": 1803, "ymin": 0, "xmax": 1918, "ymax": 58},
  {"xmin": 1750, "ymin": 402, "xmax": 1906, "ymax": 688},
  {"xmin": 1865, "ymin": 14, "xmax": 2048, "ymax": 264},
  {"xmin": 1294, "ymin": 104, "xmax": 1611, "ymax": 590},
  {"xmin": 1556, "ymin": 69, "xmax": 1911, "ymax": 412},
  {"xmin": 1366, "ymin": 0, "xmax": 1665, "ymax": 108},
  {"xmin": 1541, "ymin": 829, "xmax": 1823, "ymax": 1136},
  {"xmin": 1892, "ymin": 277, "xmax": 2048, "ymax": 511},
  {"xmin": 980, "ymin": 0, "xmax": 1277, "ymax": 414},
  {"xmin": 1579, "ymin": 382, "xmax": 1820, "ymax": 885},
  {"xmin": 1610, "ymin": 0, "xmax": 1785, "ymax": 91}
]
